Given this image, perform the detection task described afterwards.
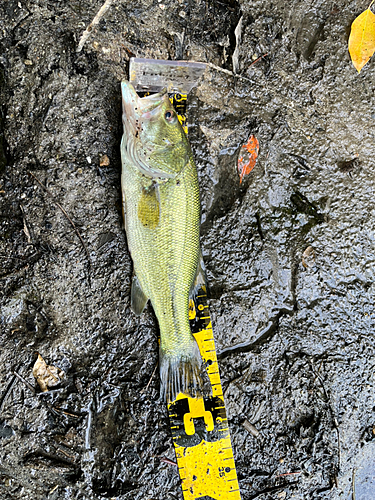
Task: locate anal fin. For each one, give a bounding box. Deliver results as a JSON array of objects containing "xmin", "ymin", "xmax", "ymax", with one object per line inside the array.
[
  {"xmin": 189, "ymin": 249, "xmax": 207, "ymax": 302},
  {"xmin": 131, "ymin": 275, "xmax": 149, "ymax": 315}
]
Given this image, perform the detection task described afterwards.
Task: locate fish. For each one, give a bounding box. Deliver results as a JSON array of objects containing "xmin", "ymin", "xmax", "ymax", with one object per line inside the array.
[{"xmin": 120, "ymin": 81, "xmax": 208, "ymax": 403}]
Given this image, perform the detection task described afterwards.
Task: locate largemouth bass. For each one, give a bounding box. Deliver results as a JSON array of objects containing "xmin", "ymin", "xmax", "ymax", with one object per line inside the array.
[{"xmin": 120, "ymin": 81, "xmax": 208, "ymax": 402}]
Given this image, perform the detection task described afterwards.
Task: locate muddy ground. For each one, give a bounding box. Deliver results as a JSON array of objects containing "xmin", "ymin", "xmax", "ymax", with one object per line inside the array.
[{"xmin": 1, "ymin": 0, "xmax": 375, "ymax": 499}]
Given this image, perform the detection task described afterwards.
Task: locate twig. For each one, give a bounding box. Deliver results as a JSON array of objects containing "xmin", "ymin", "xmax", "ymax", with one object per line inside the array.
[
  {"xmin": 49, "ymin": 485, "xmax": 59, "ymax": 495},
  {"xmin": 185, "ymin": 58, "xmax": 255, "ymax": 83},
  {"xmin": 141, "ymin": 362, "xmax": 158, "ymax": 393},
  {"xmin": 0, "ymin": 373, "xmax": 18, "ymax": 413},
  {"xmin": 160, "ymin": 457, "xmax": 177, "ymax": 467},
  {"xmin": 13, "ymin": 370, "xmax": 36, "ymax": 395},
  {"xmin": 28, "ymin": 172, "xmax": 91, "ymax": 268},
  {"xmin": 77, "ymin": 0, "xmax": 113, "ymax": 52},
  {"xmin": 246, "ymin": 480, "xmax": 300, "ymax": 499},
  {"xmin": 334, "ymin": 416, "xmax": 341, "ymax": 473},
  {"xmin": 56, "ymin": 448, "xmax": 75, "ymax": 460},
  {"xmin": 20, "ymin": 204, "xmax": 33, "ymax": 244},
  {"xmin": 204, "ymin": 61, "xmax": 253, "ymax": 82},
  {"xmin": 85, "ymin": 399, "xmax": 93, "ymax": 450},
  {"xmin": 276, "ymin": 471, "xmax": 301, "ymax": 477},
  {"xmin": 36, "ymin": 388, "xmax": 64, "ymax": 397},
  {"xmin": 243, "ymin": 419, "xmax": 261, "ymax": 438},
  {"xmin": 352, "ymin": 467, "xmax": 356, "ymax": 500},
  {"xmin": 0, "ymin": 253, "xmax": 29, "ymax": 262},
  {"xmin": 312, "ymin": 360, "xmax": 323, "ymax": 383},
  {"xmin": 23, "ymin": 448, "xmax": 77, "ymax": 467},
  {"xmin": 310, "ymin": 361, "xmax": 341, "ymax": 474},
  {"xmin": 249, "ymin": 53, "xmax": 269, "ymax": 67},
  {"xmin": 52, "ymin": 407, "xmax": 84, "ymax": 418},
  {"xmin": 0, "ymin": 264, "xmax": 29, "ymax": 280}
]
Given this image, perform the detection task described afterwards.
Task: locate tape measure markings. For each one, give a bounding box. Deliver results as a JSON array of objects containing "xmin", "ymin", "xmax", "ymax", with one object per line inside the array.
[{"xmin": 168, "ymin": 282, "xmax": 241, "ymax": 499}]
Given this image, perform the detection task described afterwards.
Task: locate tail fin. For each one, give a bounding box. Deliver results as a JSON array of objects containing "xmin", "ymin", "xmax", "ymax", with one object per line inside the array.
[{"xmin": 159, "ymin": 342, "xmax": 211, "ymax": 403}]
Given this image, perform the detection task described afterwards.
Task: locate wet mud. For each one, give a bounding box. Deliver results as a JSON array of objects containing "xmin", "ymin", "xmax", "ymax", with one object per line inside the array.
[{"xmin": 1, "ymin": 1, "xmax": 375, "ymax": 499}]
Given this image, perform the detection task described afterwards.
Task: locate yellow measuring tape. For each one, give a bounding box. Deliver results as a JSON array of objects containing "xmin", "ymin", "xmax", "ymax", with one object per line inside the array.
[
  {"xmin": 165, "ymin": 95, "xmax": 241, "ymax": 499},
  {"xmin": 168, "ymin": 284, "xmax": 241, "ymax": 499}
]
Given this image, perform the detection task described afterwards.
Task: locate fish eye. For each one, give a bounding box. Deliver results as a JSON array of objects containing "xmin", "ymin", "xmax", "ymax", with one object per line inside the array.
[{"xmin": 164, "ymin": 110, "xmax": 176, "ymax": 123}]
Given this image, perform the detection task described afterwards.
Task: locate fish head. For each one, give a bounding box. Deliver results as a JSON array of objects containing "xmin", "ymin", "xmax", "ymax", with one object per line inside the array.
[{"xmin": 121, "ymin": 81, "xmax": 190, "ymax": 180}]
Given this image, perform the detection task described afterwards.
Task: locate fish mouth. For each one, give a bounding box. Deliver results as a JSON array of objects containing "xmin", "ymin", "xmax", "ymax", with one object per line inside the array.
[
  {"xmin": 121, "ymin": 81, "xmax": 175, "ymax": 180},
  {"xmin": 121, "ymin": 81, "xmax": 168, "ymax": 140},
  {"xmin": 121, "ymin": 81, "xmax": 167, "ymax": 122}
]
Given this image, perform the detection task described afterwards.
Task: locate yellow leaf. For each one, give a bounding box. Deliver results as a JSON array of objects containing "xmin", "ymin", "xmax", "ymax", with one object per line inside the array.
[{"xmin": 349, "ymin": 8, "xmax": 375, "ymax": 73}]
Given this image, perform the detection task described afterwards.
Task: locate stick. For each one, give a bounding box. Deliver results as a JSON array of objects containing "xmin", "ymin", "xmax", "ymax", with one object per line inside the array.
[
  {"xmin": 249, "ymin": 53, "xmax": 268, "ymax": 67},
  {"xmin": 13, "ymin": 371, "xmax": 36, "ymax": 395},
  {"xmin": 28, "ymin": 172, "xmax": 91, "ymax": 268},
  {"xmin": 0, "ymin": 373, "xmax": 18, "ymax": 413},
  {"xmin": 160, "ymin": 457, "xmax": 177, "ymax": 467},
  {"xmin": 20, "ymin": 204, "xmax": 32, "ymax": 244},
  {"xmin": 310, "ymin": 361, "xmax": 341, "ymax": 473},
  {"xmin": 204, "ymin": 61, "xmax": 253, "ymax": 82},
  {"xmin": 0, "ymin": 264, "xmax": 29, "ymax": 280},
  {"xmin": 77, "ymin": 0, "xmax": 113, "ymax": 52},
  {"xmin": 56, "ymin": 448, "xmax": 75, "ymax": 460},
  {"xmin": 141, "ymin": 362, "xmax": 158, "ymax": 393},
  {"xmin": 186, "ymin": 58, "xmax": 270, "ymax": 88},
  {"xmin": 276, "ymin": 471, "xmax": 301, "ymax": 477},
  {"xmin": 0, "ymin": 253, "xmax": 29, "ymax": 262},
  {"xmin": 23, "ymin": 448, "xmax": 77, "ymax": 467},
  {"xmin": 52, "ymin": 406, "xmax": 84, "ymax": 418}
]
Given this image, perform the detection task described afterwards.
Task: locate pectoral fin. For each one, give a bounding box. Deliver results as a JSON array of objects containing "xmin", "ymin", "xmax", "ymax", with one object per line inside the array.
[
  {"xmin": 137, "ymin": 185, "xmax": 160, "ymax": 229},
  {"xmin": 131, "ymin": 275, "xmax": 149, "ymax": 315}
]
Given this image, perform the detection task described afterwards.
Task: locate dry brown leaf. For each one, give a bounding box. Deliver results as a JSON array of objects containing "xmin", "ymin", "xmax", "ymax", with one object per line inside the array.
[
  {"xmin": 348, "ymin": 7, "xmax": 375, "ymax": 73},
  {"xmin": 32, "ymin": 353, "xmax": 65, "ymax": 392}
]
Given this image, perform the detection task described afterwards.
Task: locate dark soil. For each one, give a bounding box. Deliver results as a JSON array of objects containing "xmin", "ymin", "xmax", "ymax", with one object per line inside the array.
[{"xmin": 1, "ymin": 1, "xmax": 375, "ymax": 499}]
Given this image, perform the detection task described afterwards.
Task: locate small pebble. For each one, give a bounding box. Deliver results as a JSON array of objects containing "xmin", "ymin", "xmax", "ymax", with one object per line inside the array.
[
  {"xmin": 99, "ymin": 154, "xmax": 110, "ymax": 166},
  {"xmin": 302, "ymin": 246, "xmax": 315, "ymax": 268},
  {"xmin": 243, "ymin": 419, "xmax": 260, "ymax": 437}
]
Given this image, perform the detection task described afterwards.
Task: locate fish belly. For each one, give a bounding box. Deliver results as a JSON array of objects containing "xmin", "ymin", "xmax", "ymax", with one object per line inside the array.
[{"xmin": 121, "ymin": 155, "xmax": 204, "ymax": 401}]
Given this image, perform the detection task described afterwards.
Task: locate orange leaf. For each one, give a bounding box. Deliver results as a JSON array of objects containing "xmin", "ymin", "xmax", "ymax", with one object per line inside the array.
[
  {"xmin": 237, "ymin": 135, "xmax": 259, "ymax": 183},
  {"xmin": 348, "ymin": 8, "xmax": 375, "ymax": 73}
]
